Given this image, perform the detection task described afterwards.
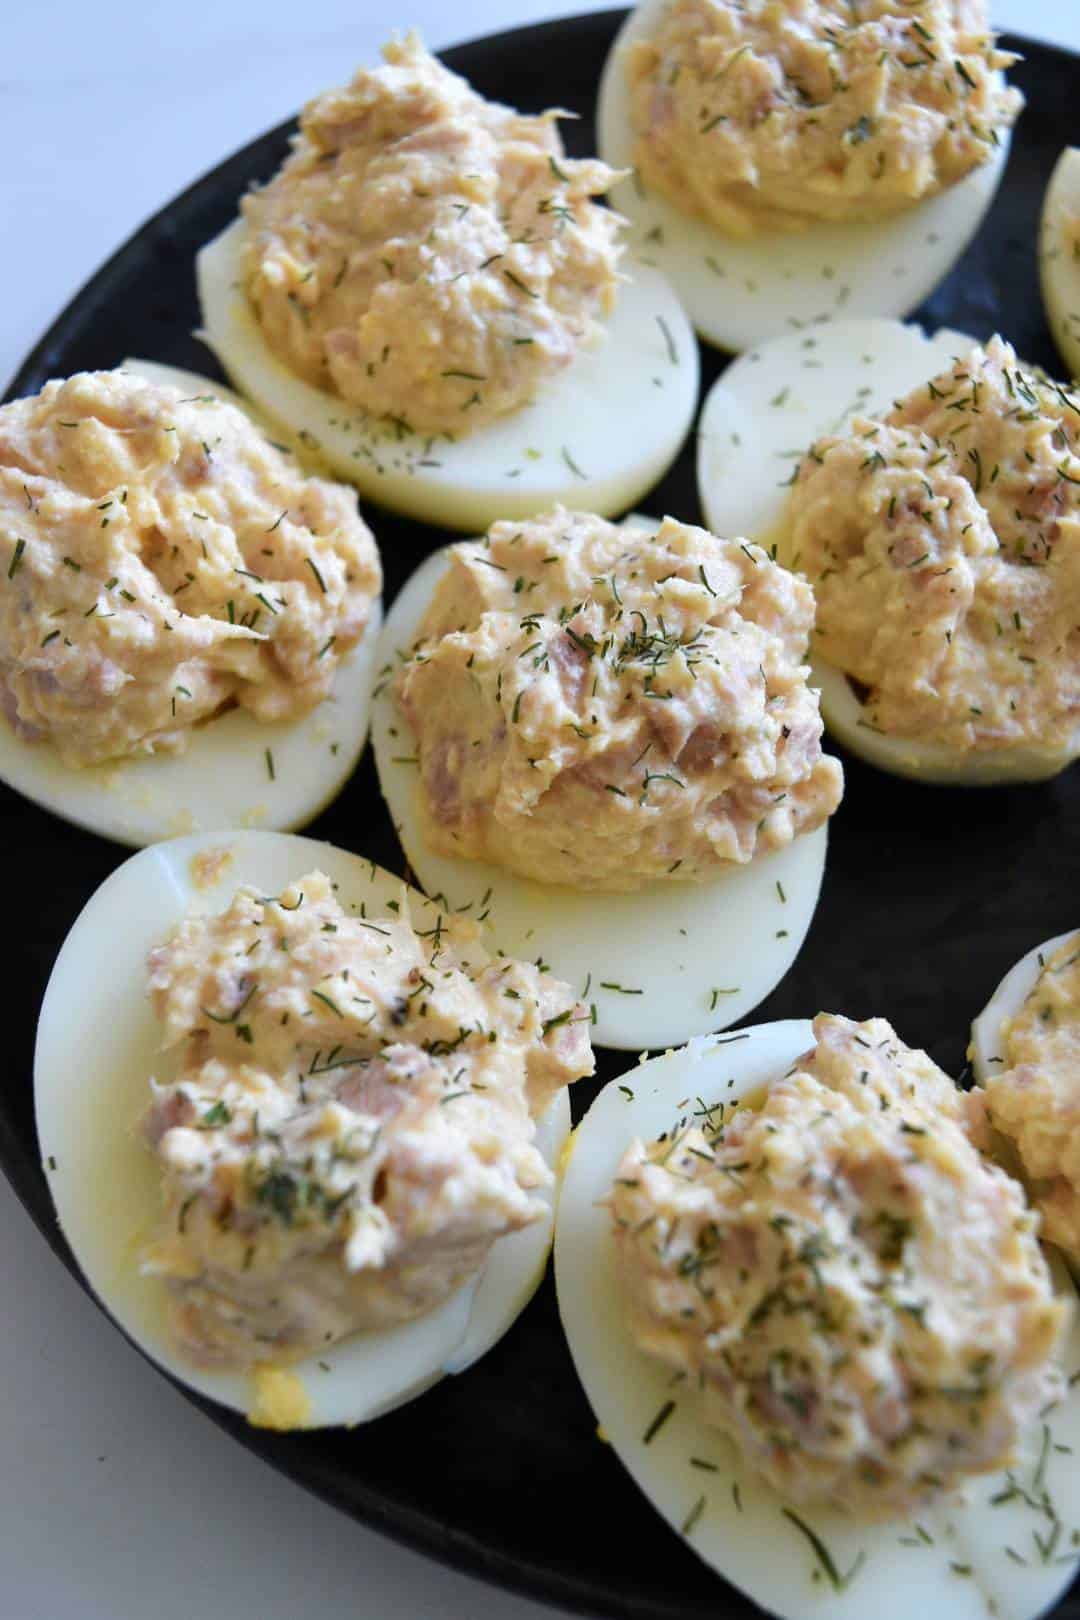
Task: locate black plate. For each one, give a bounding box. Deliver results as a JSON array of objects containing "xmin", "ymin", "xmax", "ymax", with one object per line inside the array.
[{"xmin": 5, "ymin": 10, "xmax": 1080, "ymax": 1618}]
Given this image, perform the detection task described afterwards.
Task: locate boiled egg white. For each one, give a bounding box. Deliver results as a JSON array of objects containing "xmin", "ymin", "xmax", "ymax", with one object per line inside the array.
[
  {"xmin": 555, "ymin": 1023, "xmax": 1080, "ymax": 1620},
  {"xmin": 34, "ymin": 828, "xmax": 569, "ymax": 1428},
  {"xmin": 697, "ymin": 316, "xmax": 1075, "ymax": 785},
  {"xmin": 1040, "ymin": 149, "xmax": 1080, "ymax": 381},
  {"xmin": 196, "ymin": 219, "xmax": 699, "ymax": 533},
  {"xmin": 0, "ymin": 358, "xmax": 382, "ymax": 848},
  {"xmin": 970, "ymin": 930, "xmax": 1079, "ymax": 1087},
  {"xmin": 596, "ymin": 0, "xmax": 1012, "ymax": 354},
  {"xmin": 370, "ymin": 527, "xmax": 829, "ymax": 1053}
]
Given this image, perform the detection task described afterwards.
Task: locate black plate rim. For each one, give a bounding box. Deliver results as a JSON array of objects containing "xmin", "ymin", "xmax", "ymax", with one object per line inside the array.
[{"xmin": 2, "ymin": 13, "xmax": 1076, "ymax": 1620}]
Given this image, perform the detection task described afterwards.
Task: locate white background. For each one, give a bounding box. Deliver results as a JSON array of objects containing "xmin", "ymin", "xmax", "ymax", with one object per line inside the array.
[{"xmin": 2, "ymin": 4, "xmax": 1076, "ymax": 1618}]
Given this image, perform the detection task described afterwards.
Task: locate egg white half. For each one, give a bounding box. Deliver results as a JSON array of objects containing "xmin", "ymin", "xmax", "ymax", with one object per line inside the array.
[
  {"xmin": 196, "ymin": 219, "xmax": 699, "ymax": 533},
  {"xmin": 810, "ymin": 660, "xmax": 1073, "ymax": 786},
  {"xmin": 0, "ymin": 359, "xmax": 382, "ymax": 848},
  {"xmin": 371, "ymin": 540, "xmax": 829, "ymax": 1052},
  {"xmin": 1040, "ymin": 149, "xmax": 1080, "ymax": 382},
  {"xmin": 555, "ymin": 1024, "xmax": 1080, "ymax": 1620},
  {"xmin": 596, "ymin": 0, "xmax": 1012, "ymax": 354},
  {"xmin": 34, "ymin": 828, "xmax": 569, "ymax": 1428},
  {"xmin": 970, "ymin": 930, "xmax": 1079, "ymax": 1087},
  {"xmin": 696, "ymin": 316, "xmax": 1078, "ymax": 785}
]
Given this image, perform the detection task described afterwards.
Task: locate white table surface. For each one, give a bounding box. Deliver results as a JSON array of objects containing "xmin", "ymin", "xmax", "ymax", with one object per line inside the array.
[{"xmin": 2, "ymin": 4, "xmax": 1076, "ymax": 1618}]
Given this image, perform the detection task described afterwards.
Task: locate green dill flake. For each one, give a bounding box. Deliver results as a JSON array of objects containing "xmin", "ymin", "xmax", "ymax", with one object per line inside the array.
[
  {"xmin": 643, "ymin": 1399, "xmax": 676, "ymax": 1444},
  {"xmin": 503, "ymin": 268, "xmax": 539, "ymax": 299},
  {"xmin": 541, "ymin": 1007, "xmax": 574, "ymax": 1038},
  {"xmin": 255, "ymin": 1169, "xmax": 300, "ymax": 1226},
  {"xmin": 311, "ymin": 989, "xmax": 345, "ymax": 1018},
  {"xmin": 681, "ymin": 1495, "xmax": 706, "ymax": 1536},
  {"xmin": 656, "ymin": 314, "xmax": 678, "ymax": 365},
  {"xmin": 782, "ymin": 1509, "xmax": 866, "ymax": 1592},
  {"xmin": 199, "ymin": 1100, "xmax": 232, "ymax": 1129},
  {"xmin": 200, "ymin": 982, "xmax": 258, "ymax": 1025}
]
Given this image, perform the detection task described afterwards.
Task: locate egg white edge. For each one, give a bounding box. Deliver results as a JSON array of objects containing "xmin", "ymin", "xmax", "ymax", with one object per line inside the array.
[
  {"xmin": 970, "ymin": 929, "xmax": 1080, "ymax": 1087},
  {"xmin": 195, "ymin": 218, "xmax": 700, "ymax": 533},
  {"xmin": 33, "ymin": 827, "xmax": 571, "ymax": 1428},
  {"xmin": 596, "ymin": 0, "xmax": 1013, "ymax": 353},
  {"xmin": 1039, "ymin": 148, "xmax": 1080, "ymax": 383},
  {"xmin": 697, "ymin": 315, "xmax": 1079, "ymax": 785},
  {"xmin": 370, "ymin": 529, "xmax": 831, "ymax": 1052},
  {"xmin": 554, "ymin": 1021, "xmax": 1080, "ymax": 1620}
]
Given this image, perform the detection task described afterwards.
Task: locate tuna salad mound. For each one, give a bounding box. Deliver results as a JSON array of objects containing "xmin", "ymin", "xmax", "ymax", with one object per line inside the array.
[
  {"xmin": 611, "ymin": 1012, "xmax": 1067, "ymax": 1518},
  {"xmin": 626, "ymin": 0, "xmax": 1022, "ymax": 236},
  {"xmin": 141, "ymin": 871, "xmax": 593, "ymax": 1367},
  {"xmin": 786, "ymin": 336, "xmax": 1080, "ymax": 754},
  {"xmin": 394, "ymin": 508, "xmax": 843, "ymax": 892},
  {"xmin": 0, "ymin": 369, "xmax": 381, "ymax": 768},
  {"xmin": 977, "ymin": 933, "xmax": 1080, "ymax": 1264},
  {"xmin": 241, "ymin": 34, "xmax": 624, "ymax": 439}
]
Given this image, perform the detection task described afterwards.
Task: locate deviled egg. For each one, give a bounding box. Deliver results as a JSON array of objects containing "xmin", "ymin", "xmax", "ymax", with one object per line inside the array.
[
  {"xmin": 0, "ymin": 365, "xmax": 383, "ymax": 845},
  {"xmin": 556, "ymin": 1013, "xmax": 1080, "ymax": 1620},
  {"xmin": 597, "ymin": 0, "xmax": 1022, "ymax": 353},
  {"xmin": 1041, "ymin": 147, "xmax": 1080, "ymax": 381},
  {"xmin": 35, "ymin": 828, "xmax": 592, "ymax": 1428},
  {"xmin": 699, "ymin": 319, "xmax": 1080, "ymax": 784},
  {"xmin": 971, "ymin": 929, "xmax": 1080, "ymax": 1268},
  {"xmin": 197, "ymin": 34, "xmax": 698, "ymax": 532},
  {"xmin": 372, "ymin": 508, "xmax": 842, "ymax": 1050}
]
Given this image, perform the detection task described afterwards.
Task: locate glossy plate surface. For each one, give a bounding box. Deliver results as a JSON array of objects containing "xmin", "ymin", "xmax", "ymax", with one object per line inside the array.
[{"xmin": 4, "ymin": 11, "xmax": 1079, "ymax": 1618}]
